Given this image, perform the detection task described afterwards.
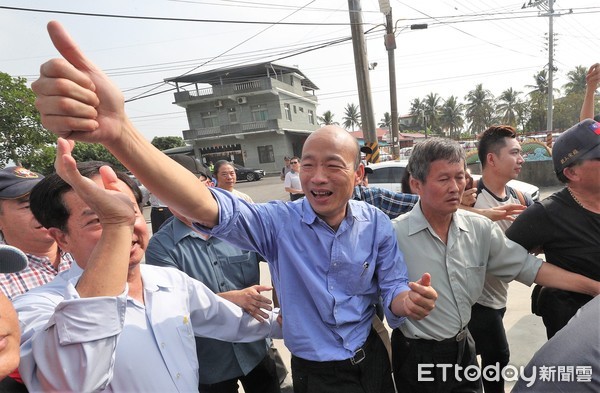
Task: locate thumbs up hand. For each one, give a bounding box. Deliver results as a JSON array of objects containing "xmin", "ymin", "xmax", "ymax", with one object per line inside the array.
[{"xmin": 403, "ymin": 273, "xmax": 437, "ymax": 320}]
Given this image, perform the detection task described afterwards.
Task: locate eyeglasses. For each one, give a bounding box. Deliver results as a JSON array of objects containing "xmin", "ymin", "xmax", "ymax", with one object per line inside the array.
[{"xmin": 290, "ymin": 161, "xmax": 299, "ymax": 164}]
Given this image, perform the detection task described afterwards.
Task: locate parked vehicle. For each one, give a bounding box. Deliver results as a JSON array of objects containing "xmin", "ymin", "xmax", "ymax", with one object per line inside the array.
[
  {"xmin": 365, "ymin": 160, "xmax": 540, "ymax": 201},
  {"xmin": 233, "ymin": 163, "xmax": 265, "ymax": 182}
]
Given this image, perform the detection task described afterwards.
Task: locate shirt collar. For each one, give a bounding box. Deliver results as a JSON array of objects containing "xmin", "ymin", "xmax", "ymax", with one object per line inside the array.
[
  {"xmin": 300, "ymin": 197, "xmax": 368, "ymax": 227},
  {"xmin": 406, "ymin": 201, "xmax": 470, "ymax": 236},
  {"xmin": 140, "ymin": 265, "xmax": 175, "ymax": 293},
  {"xmin": 171, "ymin": 217, "xmax": 206, "ymax": 244}
]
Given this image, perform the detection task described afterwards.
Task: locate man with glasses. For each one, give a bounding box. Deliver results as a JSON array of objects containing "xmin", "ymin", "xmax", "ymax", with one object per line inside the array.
[
  {"xmin": 283, "ymin": 157, "xmax": 304, "ymax": 201},
  {"xmin": 506, "ymin": 118, "xmax": 600, "ymax": 339}
]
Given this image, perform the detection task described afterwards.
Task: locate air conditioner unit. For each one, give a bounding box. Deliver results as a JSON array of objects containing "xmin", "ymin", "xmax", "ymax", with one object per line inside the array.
[
  {"xmin": 214, "ymin": 100, "xmax": 224, "ymax": 108},
  {"xmin": 236, "ymin": 96, "xmax": 248, "ymax": 104}
]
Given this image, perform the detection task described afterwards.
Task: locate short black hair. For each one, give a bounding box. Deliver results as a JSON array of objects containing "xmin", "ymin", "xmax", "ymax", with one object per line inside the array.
[
  {"xmin": 30, "ymin": 161, "xmax": 141, "ymax": 232},
  {"xmin": 477, "ymin": 125, "xmax": 517, "ymax": 169}
]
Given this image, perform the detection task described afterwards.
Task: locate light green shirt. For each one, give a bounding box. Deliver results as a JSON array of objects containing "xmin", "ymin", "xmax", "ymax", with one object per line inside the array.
[{"xmin": 392, "ymin": 202, "xmax": 542, "ymax": 340}]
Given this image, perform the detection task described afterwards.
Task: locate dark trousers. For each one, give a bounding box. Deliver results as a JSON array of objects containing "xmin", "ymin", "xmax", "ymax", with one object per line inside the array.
[
  {"xmin": 150, "ymin": 207, "xmax": 172, "ymax": 234},
  {"xmin": 198, "ymin": 354, "xmax": 280, "ymax": 393},
  {"xmin": 391, "ymin": 328, "xmax": 482, "ymax": 393},
  {"xmin": 291, "ymin": 329, "xmax": 394, "ymax": 393},
  {"xmin": 536, "ymin": 287, "xmax": 593, "ymax": 339},
  {"xmin": 468, "ymin": 304, "xmax": 509, "ymax": 393}
]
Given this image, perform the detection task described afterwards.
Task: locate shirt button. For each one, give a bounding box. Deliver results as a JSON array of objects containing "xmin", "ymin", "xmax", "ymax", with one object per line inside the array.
[
  {"xmin": 213, "ymin": 261, "xmax": 218, "ymax": 265},
  {"xmin": 161, "ymin": 342, "xmax": 166, "ymax": 349},
  {"xmin": 176, "ymin": 373, "xmax": 181, "ymax": 379}
]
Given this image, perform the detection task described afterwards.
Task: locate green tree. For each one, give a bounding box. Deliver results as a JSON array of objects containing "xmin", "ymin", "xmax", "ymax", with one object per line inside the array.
[
  {"xmin": 423, "ymin": 93, "xmax": 442, "ymax": 133},
  {"xmin": 562, "ymin": 65, "xmax": 588, "ymax": 95},
  {"xmin": 440, "ymin": 96, "xmax": 464, "ymax": 139},
  {"xmin": 21, "ymin": 145, "xmax": 57, "ymax": 175},
  {"xmin": 342, "ymin": 103, "xmax": 361, "ymax": 132},
  {"xmin": 71, "ymin": 143, "xmax": 125, "ymax": 172},
  {"xmin": 151, "ymin": 136, "xmax": 186, "ymax": 151},
  {"xmin": 379, "ymin": 112, "xmax": 392, "ymax": 128},
  {"xmin": 465, "ymin": 84, "xmax": 494, "ymax": 135},
  {"xmin": 496, "ymin": 88, "xmax": 522, "ymax": 128},
  {"xmin": 526, "ymin": 70, "xmax": 549, "ymax": 131},
  {"xmin": 408, "ymin": 98, "xmax": 426, "ymax": 129},
  {"xmin": 0, "ymin": 72, "xmax": 55, "ymax": 166},
  {"xmin": 317, "ymin": 110, "xmax": 338, "ymax": 125}
]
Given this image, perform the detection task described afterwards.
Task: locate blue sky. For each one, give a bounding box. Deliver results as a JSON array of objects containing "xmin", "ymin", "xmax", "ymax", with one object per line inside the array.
[{"xmin": 1, "ymin": 0, "xmax": 598, "ymax": 140}]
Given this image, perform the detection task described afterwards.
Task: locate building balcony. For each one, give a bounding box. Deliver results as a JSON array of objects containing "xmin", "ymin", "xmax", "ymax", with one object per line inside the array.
[
  {"xmin": 173, "ymin": 77, "xmax": 317, "ymax": 105},
  {"xmin": 182, "ymin": 119, "xmax": 283, "ymax": 140}
]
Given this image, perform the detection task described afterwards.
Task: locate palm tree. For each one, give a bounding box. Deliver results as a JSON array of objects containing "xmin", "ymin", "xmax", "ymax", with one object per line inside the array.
[
  {"xmin": 465, "ymin": 84, "xmax": 494, "ymax": 135},
  {"xmin": 342, "ymin": 103, "xmax": 361, "ymax": 132},
  {"xmin": 440, "ymin": 96, "xmax": 464, "ymax": 139},
  {"xmin": 317, "ymin": 110, "xmax": 338, "ymax": 126},
  {"xmin": 408, "ymin": 98, "xmax": 426, "ymax": 129},
  {"xmin": 379, "ymin": 112, "xmax": 392, "ymax": 128},
  {"xmin": 423, "ymin": 93, "xmax": 441, "ymax": 133},
  {"xmin": 563, "ymin": 66, "xmax": 588, "ymax": 95},
  {"xmin": 526, "ymin": 70, "xmax": 549, "ymax": 131},
  {"xmin": 496, "ymin": 88, "xmax": 522, "ymax": 128}
]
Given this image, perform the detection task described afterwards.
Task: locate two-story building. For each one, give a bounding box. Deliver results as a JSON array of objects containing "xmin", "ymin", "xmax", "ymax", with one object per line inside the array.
[{"xmin": 166, "ymin": 62, "xmax": 319, "ymax": 174}]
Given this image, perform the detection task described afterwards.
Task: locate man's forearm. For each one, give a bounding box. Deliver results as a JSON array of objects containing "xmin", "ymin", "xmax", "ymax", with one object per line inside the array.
[
  {"xmin": 534, "ymin": 262, "xmax": 600, "ymax": 297},
  {"xmin": 105, "ymin": 118, "xmax": 219, "ymax": 227}
]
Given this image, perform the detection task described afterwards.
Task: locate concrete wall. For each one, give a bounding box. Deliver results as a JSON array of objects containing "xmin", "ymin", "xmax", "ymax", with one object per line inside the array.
[{"xmin": 468, "ymin": 159, "xmax": 562, "ymax": 188}]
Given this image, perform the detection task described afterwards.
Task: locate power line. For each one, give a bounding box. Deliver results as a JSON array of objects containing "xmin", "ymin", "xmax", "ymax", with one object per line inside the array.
[{"xmin": 0, "ymin": 5, "xmax": 358, "ymax": 26}]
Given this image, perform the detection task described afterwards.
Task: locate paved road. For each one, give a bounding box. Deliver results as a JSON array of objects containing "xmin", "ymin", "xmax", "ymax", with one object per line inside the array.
[{"xmin": 145, "ymin": 177, "xmax": 563, "ymax": 392}]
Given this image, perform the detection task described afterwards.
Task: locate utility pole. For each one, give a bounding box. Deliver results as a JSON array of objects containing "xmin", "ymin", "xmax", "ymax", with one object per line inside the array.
[
  {"xmin": 523, "ymin": 0, "xmax": 571, "ymax": 132},
  {"xmin": 546, "ymin": 0, "xmax": 555, "ymax": 132},
  {"xmin": 381, "ymin": 4, "xmax": 399, "ymax": 160},
  {"xmin": 348, "ymin": 0, "xmax": 378, "ymax": 163}
]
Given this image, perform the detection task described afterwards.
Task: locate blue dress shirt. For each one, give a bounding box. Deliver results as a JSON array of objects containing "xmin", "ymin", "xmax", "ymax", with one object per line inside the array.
[
  {"xmin": 146, "ymin": 217, "xmax": 268, "ymax": 384},
  {"xmin": 195, "ymin": 188, "xmax": 411, "ymax": 362}
]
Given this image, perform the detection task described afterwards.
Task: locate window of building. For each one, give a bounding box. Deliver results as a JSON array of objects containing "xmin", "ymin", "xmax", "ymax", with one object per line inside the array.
[
  {"xmin": 308, "ymin": 109, "xmax": 315, "ymax": 125},
  {"xmin": 284, "ymin": 103, "xmax": 292, "ymax": 121},
  {"xmin": 258, "ymin": 145, "xmax": 275, "ymax": 163},
  {"xmin": 251, "ymin": 104, "xmax": 269, "ymax": 121},
  {"xmin": 299, "ymin": 107, "xmax": 304, "ymax": 113},
  {"xmin": 201, "ymin": 111, "xmax": 219, "ymax": 128},
  {"xmin": 228, "ymin": 107, "xmax": 238, "ymax": 123},
  {"xmin": 293, "ymin": 105, "xmax": 297, "ymax": 114}
]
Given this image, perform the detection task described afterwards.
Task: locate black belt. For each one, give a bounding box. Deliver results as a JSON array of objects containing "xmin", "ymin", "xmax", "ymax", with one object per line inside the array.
[
  {"xmin": 402, "ymin": 327, "xmax": 469, "ymax": 364},
  {"xmin": 292, "ymin": 328, "xmax": 378, "ymax": 368}
]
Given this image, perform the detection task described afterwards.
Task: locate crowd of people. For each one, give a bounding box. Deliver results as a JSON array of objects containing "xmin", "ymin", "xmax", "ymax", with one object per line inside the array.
[{"xmin": 0, "ymin": 21, "xmax": 598, "ymax": 393}]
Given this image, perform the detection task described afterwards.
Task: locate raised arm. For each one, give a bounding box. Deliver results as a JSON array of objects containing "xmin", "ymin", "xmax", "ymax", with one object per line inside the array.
[
  {"xmin": 580, "ymin": 63, "xmax": 600, "ymax": 121},
  {"xmin": 32, "ymin": 21, "xmax": 218, "ymax": 228}
]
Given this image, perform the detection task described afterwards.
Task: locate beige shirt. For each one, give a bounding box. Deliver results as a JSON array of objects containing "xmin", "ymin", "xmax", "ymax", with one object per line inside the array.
[
  {"xmin": 392, "ymin": 202, "xmax": 542, "ymax": 340},
  {"xmin": 473, "ymin": 186, "xmax": 524, "ymax": 309}
]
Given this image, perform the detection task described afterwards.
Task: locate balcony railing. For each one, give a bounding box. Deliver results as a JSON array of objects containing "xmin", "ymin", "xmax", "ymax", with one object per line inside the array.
[{"xmin": 182, "ymin": 119, "xmax": 280, "ymax": 141}]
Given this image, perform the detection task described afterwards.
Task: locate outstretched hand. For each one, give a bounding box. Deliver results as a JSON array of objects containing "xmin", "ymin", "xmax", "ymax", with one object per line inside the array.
[
  {"xmin": 404, "ymin": 273, "xmax": 437, "ymax": 320},
  {"xmin": 31, "ymin": 21, "xmax": 125, "ymax": 144},
  {"xmin": 55, "ymin": 137, "xmax": 136, "ymax": 228},
  {"xmin": 586, "ymin": 63, "xmax": 600, "ymax": 91}
]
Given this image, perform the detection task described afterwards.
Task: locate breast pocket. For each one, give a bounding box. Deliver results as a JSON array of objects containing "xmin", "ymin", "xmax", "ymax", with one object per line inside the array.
[
  {"xmin": 340, "ymin": 260, "xmax": 375, "ymax": 296},
  {"xmin": 222, "ymin": 252, "xmax": 259, "ymax": 286},
  {"xmin": 464, "ymin": 266, "xmax": 486, "ymax": 300}
]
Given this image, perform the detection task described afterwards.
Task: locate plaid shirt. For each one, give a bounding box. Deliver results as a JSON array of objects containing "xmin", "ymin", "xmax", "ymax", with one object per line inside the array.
[
  {"xmin": 353, "ymin": 185, "xmax": 419, "ymax": 219},
  {"xmin": 0, "ymin": 242, "xmax": 73, "ymax": 300}
]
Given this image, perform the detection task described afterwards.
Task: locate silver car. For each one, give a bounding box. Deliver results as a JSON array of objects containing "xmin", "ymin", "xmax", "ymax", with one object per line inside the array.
[{"xmin": 366, "ymin": 161, "xmax": 540, "ymax": 201}]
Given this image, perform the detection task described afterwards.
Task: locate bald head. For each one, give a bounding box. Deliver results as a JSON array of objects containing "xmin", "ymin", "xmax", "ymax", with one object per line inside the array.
[{"xmin": 304, "ymin": 126, "xmax": 361, "ymax": 170}]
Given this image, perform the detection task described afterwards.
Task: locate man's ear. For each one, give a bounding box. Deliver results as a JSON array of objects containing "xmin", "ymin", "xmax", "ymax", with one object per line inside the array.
[
  {"xmin": 410, "ymin": 177, "xmax": 422, "ymax": 195},
  {"xmin": 48, "ymin": 228, "xmax": 70, "ymax": 252},
  {"xmin": 355, "ymin": 165, "xmax": 365, "ymax": 186},
  {"xmin": 562, "ymin": 166, "xmax": 580, "ymax": 183}
]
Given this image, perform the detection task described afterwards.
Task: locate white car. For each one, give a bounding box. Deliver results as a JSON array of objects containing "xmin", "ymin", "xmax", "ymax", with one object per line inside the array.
[{"xmin": 365, "ymin": 160, "xmax": 540, "ymax": 201}]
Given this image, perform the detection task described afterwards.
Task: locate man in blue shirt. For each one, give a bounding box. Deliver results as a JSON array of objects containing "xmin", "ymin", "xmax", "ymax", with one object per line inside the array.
[{"xmin": 31, "ymin": 21, "xmax": 438, "ymax": 393}]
